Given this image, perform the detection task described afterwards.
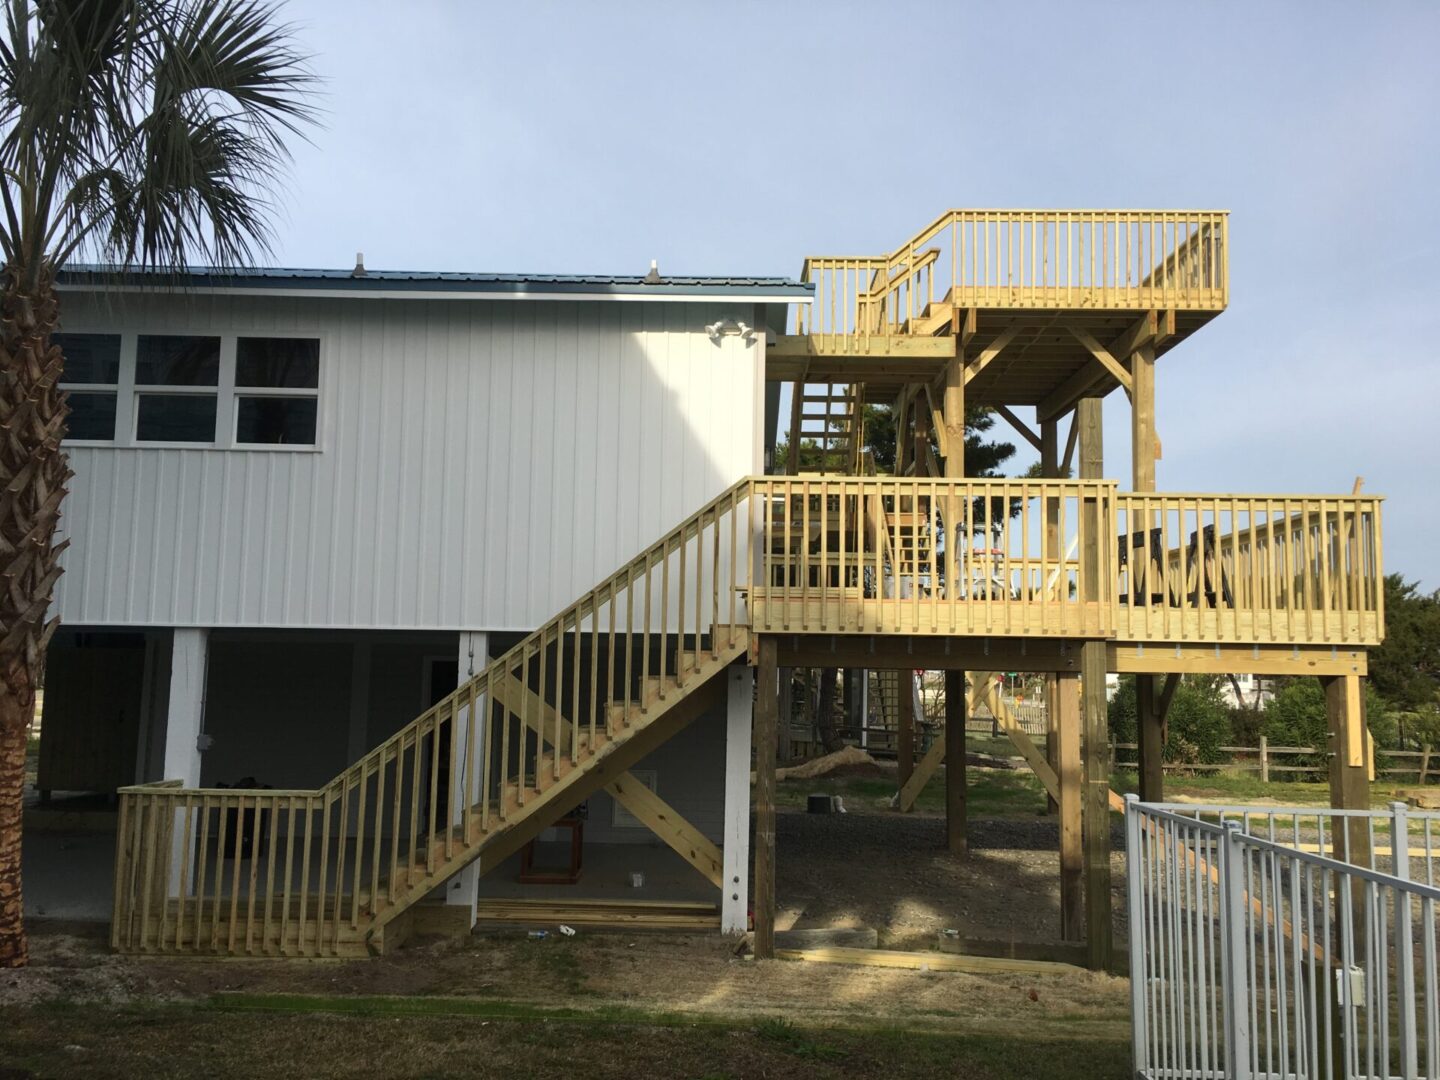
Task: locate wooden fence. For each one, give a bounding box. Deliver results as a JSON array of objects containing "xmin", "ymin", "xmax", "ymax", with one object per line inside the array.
[{"xmin": 1112, "ymin": 738, "xmax": 1436, "ymax": 784}]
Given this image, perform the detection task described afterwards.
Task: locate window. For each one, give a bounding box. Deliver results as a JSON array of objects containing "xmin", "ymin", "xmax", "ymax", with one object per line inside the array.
[
  {"xmin": 233, "ymin": 337, "xmax": 320, "ymax": 445},
  {"xmin": 55, "ymin": 333, "xmax": 121, "ymax": 441},
  {"xmin": 135, "ymin": 335, "xmax": 220, "ymax": 443},
  {"xmin": 52, "ymin": 331, "xmax": 322, "ymax": 449}
]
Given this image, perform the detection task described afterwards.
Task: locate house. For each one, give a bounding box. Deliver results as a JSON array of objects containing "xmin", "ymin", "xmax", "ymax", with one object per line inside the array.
[{"xmin": 37, "ymin": 210, "xmax": 1384, "ymax": 967}]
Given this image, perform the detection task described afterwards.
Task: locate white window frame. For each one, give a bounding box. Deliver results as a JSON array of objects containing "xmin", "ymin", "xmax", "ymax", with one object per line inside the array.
[
  {"xmin": 55, "ymin": 331, "xmax": 123, "ymax": 444},
  {"xmin": 231, "ymin": 335, "xmax": 323, "ymax": 449},
  {"xmin": 57, "ymin": 329, "xmax": 326, "ymax": 452}
]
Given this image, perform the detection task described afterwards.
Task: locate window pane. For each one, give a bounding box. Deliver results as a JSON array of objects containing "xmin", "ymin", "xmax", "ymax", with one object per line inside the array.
[
  {"xmin": 136, "ymin": 394, "xmax": 216, "ymax": 442},
  {"xmin": 54, "ymin": 334, "xmax": 121, "ymax": 384},
  {"xmin": 236, "ymin": 396, "xmax": 318, "ymax": 445},
  {"xmin": 236, "ymin": 337, "xmax": 319, "ymax": 388},
  {"xmin": 66, "ymin": 392, "xmax": 117, "ymax": 440},
  {"xmin": 136, "ymin": 335, "xmax": 220, "ymax": 386}
]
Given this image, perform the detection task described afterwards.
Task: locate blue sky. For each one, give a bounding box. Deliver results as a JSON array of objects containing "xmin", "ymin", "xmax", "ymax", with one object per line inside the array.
[{"xmin": 273, "ymin": 1, "xmax": 1440, "ymax": 586}]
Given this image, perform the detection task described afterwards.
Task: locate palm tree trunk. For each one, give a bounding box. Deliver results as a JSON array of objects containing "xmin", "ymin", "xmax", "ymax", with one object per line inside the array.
[{"xmin": 0, "ymin": 265, "xmax": 71, "ymax": 969}]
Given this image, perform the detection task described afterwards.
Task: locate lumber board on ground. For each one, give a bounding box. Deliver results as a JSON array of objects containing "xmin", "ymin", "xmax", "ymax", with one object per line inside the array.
[
  {"xmin": 775, "ymin": 945, "xmax": 1084, "ymax": 977},
  {"xmin": 475, "ymin": 898, "xmax": 720, "ymax": 930}
]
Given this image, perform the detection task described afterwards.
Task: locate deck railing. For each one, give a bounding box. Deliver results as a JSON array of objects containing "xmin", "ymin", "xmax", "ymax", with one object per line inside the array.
[
  {"xmin": 793, "ymin": 209, "xmax": 1229, "ymax": 344},
  {"xmin": 747, "ymin": 479, "xmax": 1381, "ymax": 646},
  {"xmin": 749, "ymin": 476, "xmax": 1118, "ymax": 637},
  {"xmin": 1113, "ymin": 494, "xmax": 1384, "ymax": 645}
]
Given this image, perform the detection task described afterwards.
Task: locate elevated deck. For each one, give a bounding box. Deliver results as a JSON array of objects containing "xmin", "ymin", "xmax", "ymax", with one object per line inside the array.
[{"xmin": 770, "ymin": 209, "xmax": 1227, "ymax": 409}]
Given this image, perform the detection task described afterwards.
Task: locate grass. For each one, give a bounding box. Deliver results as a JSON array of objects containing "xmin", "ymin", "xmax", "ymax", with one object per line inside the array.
[
  {"xmin": 777, "ymin": 767, "xmax": 1050, "ymax": 818},
  {"xmin": 0, "ymin": 997, "xmax": 1133, "ymax": 1079},
  {"xmin": 777, "ymin": 757, "xmax": 1416, "ymax": 821},
  {"xmin": 1112, "ymin": 769, "xmax": 1418, "ymax": 809}
]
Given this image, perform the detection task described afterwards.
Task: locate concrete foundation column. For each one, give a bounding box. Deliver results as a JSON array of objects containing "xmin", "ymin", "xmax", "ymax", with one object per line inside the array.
[
  {"xmin": 722, "ymin": 665, "xmax": 754, "ymax": 935},
  {"xmin": 164, "ymin": 629, "xmax": 208, "ymax": 893},
  {"xmin": 444, "ymin": 631, "xmax": 487, "ymax": 922}
]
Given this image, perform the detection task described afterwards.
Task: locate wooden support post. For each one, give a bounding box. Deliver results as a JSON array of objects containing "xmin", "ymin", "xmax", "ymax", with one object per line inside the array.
[
  {"xmin": 1323, "ymin": 674, "xmax": 1371, "ymax": 867},
  {"xmin": 1041, "ymin": 417, "xmax": 1060, "ymax": 816},
  {"xmin": 1081, "ymin": 642, "xmax": 1111, "ymax": 970},
  {"xmin": 1259, "ymin": 734, "xmax": 1270, "ymax": 784},
  {"xmin": 1077, "ymin": 396, "xmax": 1112, "ymax": 971},
  {"xmin": 777, "ymin": 667, "xmax": 793, "ymax": 763},
  {"xmin": 1130, "ymin": 344, "xmax": 1158, "ymax": 492},
  {"xmin": 1056, "ymin": 672, "xmax": 1083, "ymax": 942},
  {"xmin": 753, "ymin": 637, "xmax": 778, "ymax": 958},
  {"xmin": 1420, "ymin": 743, "xmax": 1432, "ymax": 785},
  {"xmin": 786, "ymin": 381, "xmax": 803, "ymax": 475},
  {"xmin": 913, "ymin": 396, "xmax": 933, "ymax": 477},
  {"xmin": 945, "ymin": 669, "xmax": 966, "ymax": 856},
  {"xmin": 897, "ymin": 670, "xmax": 915, "ymax": 795},
  {"xmin": 1044, "ymin": 674, "xmax": 1060, "ymax": 816},
  {"xmin": 1137, "ymin": 675, "xmax": 1164, "ymax": 802}
]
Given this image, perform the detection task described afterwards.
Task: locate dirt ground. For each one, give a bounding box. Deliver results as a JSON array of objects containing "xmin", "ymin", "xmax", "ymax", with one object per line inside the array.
[
  {"xmin": 0, "ymin": 920, "xmax": 1129, "ymax": 1037},
  {"xmin": 774, "ymin": 761, "xmax": 1128, "ymax": 951}
]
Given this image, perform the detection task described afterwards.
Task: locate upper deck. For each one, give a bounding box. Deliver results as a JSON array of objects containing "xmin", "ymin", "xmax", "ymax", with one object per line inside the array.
[{"xmin": 770, "ymin": 209, "xmax": 1227, "ymax": 408}]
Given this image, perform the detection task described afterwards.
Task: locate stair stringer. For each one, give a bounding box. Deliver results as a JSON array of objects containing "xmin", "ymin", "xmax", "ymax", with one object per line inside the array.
[{"xmin": 366, "ymin": 643, "xmax": 743, "ymax": 939}]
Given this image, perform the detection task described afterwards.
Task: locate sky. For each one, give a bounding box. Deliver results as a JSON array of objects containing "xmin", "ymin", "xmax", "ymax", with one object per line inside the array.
[{"xmin": 269, "ymin": 1, "xmax": 1440, "ymax": 587}]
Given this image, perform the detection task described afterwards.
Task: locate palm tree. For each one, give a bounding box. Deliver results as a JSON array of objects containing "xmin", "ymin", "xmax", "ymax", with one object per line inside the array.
[{"xmin": 0, "ymin": 0, "xmax": 316, "ymax": 968}]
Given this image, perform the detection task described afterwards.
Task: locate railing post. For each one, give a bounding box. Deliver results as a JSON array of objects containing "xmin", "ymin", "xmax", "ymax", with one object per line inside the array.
[
  {"xmin": 1219, "ymin": 821, "xmax": 1253, "ymax": 1080},
  {"xmin": 1124, "ymin": 795, "xmax": 1148, "ymax": 1077},
  {"xmin": 1259, "ymin": 734, "xmax": 1269, "ymax": 784},
  {"xmin": 1392, "ymin": 800, "xmax": 1418, "ymax": 1079}
]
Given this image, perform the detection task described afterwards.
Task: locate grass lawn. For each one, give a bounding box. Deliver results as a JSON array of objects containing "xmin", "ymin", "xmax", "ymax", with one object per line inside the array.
[
  {"xmin": 777, "ymin": 757, "xmax": 1414, "ymax": 820},
  {"xmin": 0, "ymin": 996, "xmax": 1131, "ymax": 1079},
  {"xmin": 777, "ymin": 766, "xmax": 1048, "ymax": 817}
]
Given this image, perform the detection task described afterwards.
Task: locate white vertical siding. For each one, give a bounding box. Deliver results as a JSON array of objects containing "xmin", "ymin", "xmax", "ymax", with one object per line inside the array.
[{"xmin": 54, "ymin": 292, "xmax": 762, "ymax": 630}]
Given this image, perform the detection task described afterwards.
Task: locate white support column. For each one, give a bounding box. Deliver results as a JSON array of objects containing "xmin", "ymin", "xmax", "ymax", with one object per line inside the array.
[
  {"xmin": 164, "ymin": 628, "xmax": 208, "ymax": 893},
  {"xmin": 444, "ymin": 631, "xmax": 487, "ymax": 922},
  {"xmin": 163, "ymin": 629, "xmax": 208, "ymax": 785},
  {"xmin": 722, "ymin": 664, "xmax": 754, "ymax": 935}
]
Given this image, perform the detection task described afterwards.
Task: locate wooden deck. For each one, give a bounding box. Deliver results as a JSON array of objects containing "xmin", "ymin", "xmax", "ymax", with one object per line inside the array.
[{"xmin": 771, "ymin": 209, "xmax": 1227, "ymax": 405}]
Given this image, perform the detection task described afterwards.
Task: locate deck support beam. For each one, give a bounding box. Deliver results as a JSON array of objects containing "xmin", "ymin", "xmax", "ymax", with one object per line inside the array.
[
  {"xmin": 753, "ymin": 637, "xmax": 779, "ymax": 958},
  {"xmin": 945, "ymin": 670, "xmax": 967, "ymax": 856}
]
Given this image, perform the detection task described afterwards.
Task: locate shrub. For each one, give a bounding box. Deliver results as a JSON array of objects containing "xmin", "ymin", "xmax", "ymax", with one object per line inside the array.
[
  {"xmin": 1261, "ymin": 678, "xmax": 1394, "ymax": 775},
  {"xmin": 1109, "ymin": 674, "xmax": 1232, "ymax": 763}
]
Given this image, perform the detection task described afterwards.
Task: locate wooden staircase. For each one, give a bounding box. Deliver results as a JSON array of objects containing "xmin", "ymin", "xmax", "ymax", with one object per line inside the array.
[{"xmin": 113, "ymin": 484, "xmax": 756, "ymax": 957}]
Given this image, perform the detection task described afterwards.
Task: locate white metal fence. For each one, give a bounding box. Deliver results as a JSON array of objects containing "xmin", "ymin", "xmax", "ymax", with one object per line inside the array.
[{"xmin": 1126, "ymin": 797, "xmax": 1440, "ymax": 1079}]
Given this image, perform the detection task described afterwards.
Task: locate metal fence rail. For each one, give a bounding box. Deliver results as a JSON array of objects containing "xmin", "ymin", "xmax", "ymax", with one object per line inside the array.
[{"xmin": 1126, "ymin": 798, "xmax": 1440, "ymax": 1079}]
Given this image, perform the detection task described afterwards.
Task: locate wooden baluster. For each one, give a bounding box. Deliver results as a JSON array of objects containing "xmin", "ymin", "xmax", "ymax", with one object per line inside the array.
[
  {"xmin": 497, "ymin": 671, "xmax": 511, "ymax": 823},
  {"xmin": 350, "ymin": 769, "xmax": 366, "ymax": 930},
  {"xmin": 659, "ymin": 539, "xmax": 671, "ymax": 700},
  {"xmin": 677, "ymin": 521, "xmax": 687, "ymax": 682},
  {"xmin": 296, "ymin": 795, "xmax": 314, "ymax": 955}
]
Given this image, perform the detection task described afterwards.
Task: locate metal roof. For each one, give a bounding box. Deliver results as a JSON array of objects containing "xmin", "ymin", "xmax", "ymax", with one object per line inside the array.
[{"xmin": 57, "ymin": 264, "xmax": 813, "ymax": 301}]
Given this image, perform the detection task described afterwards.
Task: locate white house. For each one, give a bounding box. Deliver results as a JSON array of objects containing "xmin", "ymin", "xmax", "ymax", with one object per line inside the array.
[{"xmin": 38, "ymin": 264, "xmax": 808, "ymax": 934}]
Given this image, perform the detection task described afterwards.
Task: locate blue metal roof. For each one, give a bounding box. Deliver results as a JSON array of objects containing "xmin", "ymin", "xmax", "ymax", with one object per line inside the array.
[{"xmin": 57, "ymin": 264, "xmax": 813, "ymax": 300}]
